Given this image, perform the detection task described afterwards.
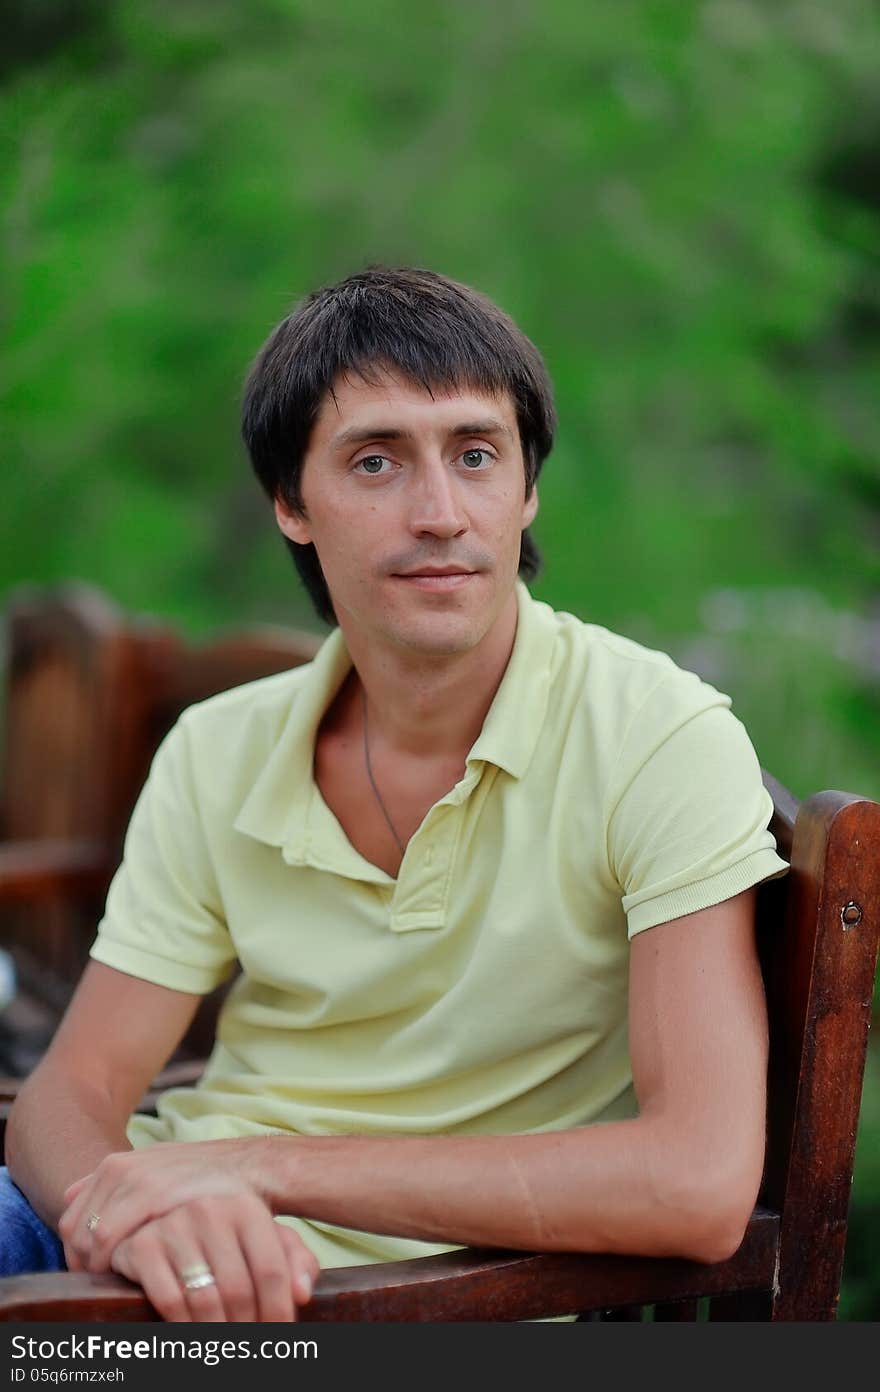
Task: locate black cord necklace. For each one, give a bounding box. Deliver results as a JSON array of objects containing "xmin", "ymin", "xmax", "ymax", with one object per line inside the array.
[{"xmin": 361, "ymin": 684, "xmax": 406, "ymax": 857}]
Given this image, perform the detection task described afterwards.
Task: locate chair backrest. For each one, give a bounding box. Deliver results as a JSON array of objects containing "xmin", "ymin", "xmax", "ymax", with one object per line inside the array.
[
  {"xmin": 0, "ymin": 582, "xmax": 320, "ymax": 1052},
  {"xmin": 0, "ymin": 583, "xmax": 878, "ymax": 1320},
  {"xmin": 751, "ymin": 780, "xmax": 880, "ymax": 1319}
]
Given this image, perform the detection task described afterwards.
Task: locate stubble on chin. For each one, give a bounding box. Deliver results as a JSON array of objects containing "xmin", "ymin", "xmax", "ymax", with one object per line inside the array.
[{"xmin": 385, "ymin": 616, "xmax": 479, "ymax": 658}]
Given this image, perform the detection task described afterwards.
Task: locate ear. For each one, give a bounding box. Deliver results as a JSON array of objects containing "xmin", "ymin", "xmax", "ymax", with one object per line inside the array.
[
  {"xmin": 274, "ymin": 495, "xmax": 312, "ymax": 546},
  {"xmin": 522, "ymin": 483, "xmax": 539, "ymax": 529}
]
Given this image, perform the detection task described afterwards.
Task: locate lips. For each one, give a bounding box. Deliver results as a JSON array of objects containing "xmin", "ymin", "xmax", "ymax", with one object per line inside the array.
[
  {"xmin": 394, "ymin": 572, "xmax": 476, "ymax": 590},
  {"xmin": 396, "ymin": 569, "xmax": 475, "ymax": 577}
]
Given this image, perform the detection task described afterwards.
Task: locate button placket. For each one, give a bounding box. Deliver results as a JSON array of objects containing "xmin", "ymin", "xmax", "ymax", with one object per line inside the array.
[{"xmin": 388, "ymin": 773, "xmax": 478, "ymax": 932}]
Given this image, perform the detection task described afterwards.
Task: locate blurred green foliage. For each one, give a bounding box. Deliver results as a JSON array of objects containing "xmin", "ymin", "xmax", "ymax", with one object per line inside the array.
[{"xmin": 2, "ymin": 0, "xmax": 879, "ymax": 1315}]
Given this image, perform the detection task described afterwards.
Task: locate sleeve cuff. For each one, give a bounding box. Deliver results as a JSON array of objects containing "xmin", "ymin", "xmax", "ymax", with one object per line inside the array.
[
  {"xmin": 89, "ymin": 939, "xmax": 235, "ymax": 995},
  {"xmin": 625, "ymin": 847, "xmax": 790, "ymax": 939}
]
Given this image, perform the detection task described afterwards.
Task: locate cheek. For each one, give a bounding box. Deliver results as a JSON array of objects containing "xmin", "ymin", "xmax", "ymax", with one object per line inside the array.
[
  {"xmin": 494, "ymin": 491, "xmax": 531, "ymax": 535},
  {"xmin": 314, "ymin": 508, "xmax": 380, "ymax": 571}
]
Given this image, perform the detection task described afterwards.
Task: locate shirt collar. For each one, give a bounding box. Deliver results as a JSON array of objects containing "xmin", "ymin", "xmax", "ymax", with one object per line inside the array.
[
  {"xmin": 233, "ymin": 621, "xmax": 351, "ymax": 858},
  {"xmin": 464, "ymin": 578, "xmax": 556, "ymax": 779},
  {"xmin": 234, "ymin": 578, "xmax": 557, "ymax": 856}
]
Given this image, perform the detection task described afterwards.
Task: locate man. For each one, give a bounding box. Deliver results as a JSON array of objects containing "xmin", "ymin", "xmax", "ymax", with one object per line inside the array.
[{"xmin": 4, "ymin": 266, "xmax": 789, "ymax": 1321}]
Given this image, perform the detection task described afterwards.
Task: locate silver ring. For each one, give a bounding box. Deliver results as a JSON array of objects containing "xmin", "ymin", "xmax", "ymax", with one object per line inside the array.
[
  {"xmin": 86, "ymin": 1213, "xmax": 101, "ymax": 1233},
  {"xmin": 179, "ymin": 1262, "xmax": 216, "ymax": 1292}
]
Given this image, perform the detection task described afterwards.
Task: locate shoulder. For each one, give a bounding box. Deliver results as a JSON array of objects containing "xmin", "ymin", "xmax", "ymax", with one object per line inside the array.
[
  {"xmin": 158, "ymin": 661, "xmax": 320, "ymax": 798},
  {"xmin": 179, "ymin": 662, "xmax": 317, "ymax": 735},
  {"xmin": 535, "ymin": 595, "xmax": 732, "ymax": 745}
]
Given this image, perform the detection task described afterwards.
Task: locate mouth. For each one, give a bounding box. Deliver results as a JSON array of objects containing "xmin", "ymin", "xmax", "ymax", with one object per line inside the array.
[{"xmin": 393, "ymin": 571, "xmax": 477, "ymax": 590}]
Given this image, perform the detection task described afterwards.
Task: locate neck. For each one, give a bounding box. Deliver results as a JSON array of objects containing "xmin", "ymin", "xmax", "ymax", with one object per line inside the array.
[{"xmin": 338, "ymin": 590, "xmax": 519, "ymax": 764}]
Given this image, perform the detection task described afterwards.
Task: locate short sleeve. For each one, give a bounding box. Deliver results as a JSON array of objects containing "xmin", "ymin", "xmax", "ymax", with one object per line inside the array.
[
  {"xmin": 89, "ymin": 719, "xmax": 238, "ymax": 992},
  {"xmin": 606, "ymin": 680, "xmax": 790, "ymax": 939}
]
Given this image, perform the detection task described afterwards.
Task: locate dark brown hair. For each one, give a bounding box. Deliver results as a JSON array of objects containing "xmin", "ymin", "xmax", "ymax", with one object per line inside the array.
[{"xmin": 241, "ymin": 265, "xmax": 556, "ymax": 626}]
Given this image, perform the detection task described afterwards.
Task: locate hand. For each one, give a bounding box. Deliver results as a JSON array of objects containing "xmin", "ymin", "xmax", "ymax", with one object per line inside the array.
[
  {"xmin": 58, "ymin": 1138, "xmax": 274, "ymax": 1273},
  {"xmin": 107, "ymin": 1195, "xmax": 320, "ymax": 1322}
]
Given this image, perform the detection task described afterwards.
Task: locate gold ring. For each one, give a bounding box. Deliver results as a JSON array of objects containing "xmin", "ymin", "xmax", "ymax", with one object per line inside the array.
[
  {"xmin": 179, "ymin": 1261, "xmax": 216, "ymax": 1292},
  {"xmin": 86, "ymin": 1213, "xmax": 101, "ymax": 1232}
]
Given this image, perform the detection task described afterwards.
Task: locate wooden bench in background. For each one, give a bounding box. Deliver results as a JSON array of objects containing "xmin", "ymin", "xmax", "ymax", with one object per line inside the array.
[
  {"xmin": 0, "ymin": 583, "xmax": 878, "ymax": 1321},
  {"xmin": 0, "ymin": 581, "xmax": 320, "ymax": 1073}
]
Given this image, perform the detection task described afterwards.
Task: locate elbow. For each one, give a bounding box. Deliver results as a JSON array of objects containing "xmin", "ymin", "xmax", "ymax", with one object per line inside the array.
[
  {"xmin": 676, "ymin": 1210, "xmax": 753, "ymax": 1266},
  {"xmin": 651, "ymin": 1164, "xmax": 760, "ymax": 1266}
]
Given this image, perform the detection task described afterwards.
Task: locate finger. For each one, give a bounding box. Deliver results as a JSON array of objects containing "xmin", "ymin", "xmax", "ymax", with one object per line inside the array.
[
  {"xmin": 58, "ymin": 1159, "xmax": 124, "ymax": 1270},
  {"xmin": 64, "ymin": 1200, "xmax": 119, "ymax": 1274},
  {"xmin": 190, "ymin": 1217, "xmax": 262, "ymax": 1323},
  {"xmin": 62, "ymin": 1173, "xmax": 93, "ymax": 1206},
  {"xmin": 62, "ymin": 1243, "xmax": 84, "ymax": 1273},
  {"xmin": 237, "ymin": 1211, "xmax": 299, "ymax": 1322},
  {"xmin": 277, "ymin": 1223, "xmax": 321, "ymax": 1309},
  {"xmin": 180, "ymin": 1266, "xmax": 228, "ymax": 1325},
  {"xmin": 157, "ymin": 1213, "xmax": 229, "ymax": 1324},
  {"xmin": 112, "ymin": 1231, "xmax": 195, "ymax": 1325},
  {"xmin": 58, "ymin": 1189, "xmax": 105, "ymax": 1271},
  {"xmin": 63, "ymin": 1159, "xmax": 159, "ymax": 1273}
]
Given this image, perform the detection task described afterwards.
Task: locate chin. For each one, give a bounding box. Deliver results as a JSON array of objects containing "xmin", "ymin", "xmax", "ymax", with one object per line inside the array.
[{"xmin": 391, "ymin": 616, "xmax": 480, "ymax": 656}]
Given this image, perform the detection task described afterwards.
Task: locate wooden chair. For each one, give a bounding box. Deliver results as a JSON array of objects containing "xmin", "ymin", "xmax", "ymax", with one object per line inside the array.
[
  {"xmin": 0, "ymin": 584, "xmax": 878, "ymax": 1321},
  {"xmin": 0, "ymin": 581, "xmax": 320, "ymax": 1069}
]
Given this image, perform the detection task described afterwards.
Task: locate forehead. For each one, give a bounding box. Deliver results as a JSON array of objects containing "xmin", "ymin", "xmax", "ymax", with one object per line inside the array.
[{"xmin": 310, "ymin": 368, "xmax": 518, "ymax": 446}]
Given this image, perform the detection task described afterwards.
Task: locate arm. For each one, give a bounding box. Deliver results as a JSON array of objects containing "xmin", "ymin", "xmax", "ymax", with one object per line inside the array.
[
  {"xmin": 263, "ymin": 884, "xmax": 767, "ymax": 1260},
  {"xmin": 10, "ymin": 960, "xmax": 319, "ymax": 1320},
  {"xmin": 68, "ymin": 885, "xmax": 767, "ymax": 1267},
  {"xmin": 4, "ymin": 960, "xmax": 202, "ymax": 1228}
]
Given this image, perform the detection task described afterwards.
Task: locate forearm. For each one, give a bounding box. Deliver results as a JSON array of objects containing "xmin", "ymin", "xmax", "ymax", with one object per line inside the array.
[
  {"xmin": 5, "ymin": 1073, "xmax": 133, "ymax": 1230},
  {"xmin": 255, "ymin": 1119, "xmax": 748, "ymax": 1264}
]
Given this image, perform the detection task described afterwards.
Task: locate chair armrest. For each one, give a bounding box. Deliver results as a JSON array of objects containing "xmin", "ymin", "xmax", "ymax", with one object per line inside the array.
[
  {"xmin": 0, "ymin": 840, "xmax": 112, "ymax": 906},
  {"xmin": 0, "ymin": 1208, "xmax": 780, "ymax": 1321}
]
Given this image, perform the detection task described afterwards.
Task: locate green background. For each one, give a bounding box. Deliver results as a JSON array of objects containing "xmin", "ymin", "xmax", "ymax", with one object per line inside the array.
[{"xmin": 2, "ymin": 0, "xmax": 878, "ymax": 1317}]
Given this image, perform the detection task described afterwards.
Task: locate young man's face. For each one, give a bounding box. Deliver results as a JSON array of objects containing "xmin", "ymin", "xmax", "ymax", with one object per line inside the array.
[{"xmin": 275, "ymin": 368, "xmax": 539, "ymax": 658}]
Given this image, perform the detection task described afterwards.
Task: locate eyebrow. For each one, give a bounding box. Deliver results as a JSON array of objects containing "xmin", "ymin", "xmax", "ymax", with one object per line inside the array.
[{"xmin": 330, "ymin": 419, "xmax": 514, "ymax": 450}]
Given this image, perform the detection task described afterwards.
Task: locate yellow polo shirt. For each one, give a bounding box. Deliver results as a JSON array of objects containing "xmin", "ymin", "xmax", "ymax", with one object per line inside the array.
[{"xmin": 90, "ymin": 579, "xmax": 789, "ymax": 1274}]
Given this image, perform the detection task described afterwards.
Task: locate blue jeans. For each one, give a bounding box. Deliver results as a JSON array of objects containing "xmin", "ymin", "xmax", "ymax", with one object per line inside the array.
[{"xmin": 0, "ymin": 1167, "xmax": 67, "ymax": 1275}]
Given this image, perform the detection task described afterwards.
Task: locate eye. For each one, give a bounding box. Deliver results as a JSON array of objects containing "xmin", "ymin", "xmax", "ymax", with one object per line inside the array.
[
  {"xmin": 459, "ymin": 448, "xmax": 494, "ymax": 469},
  {"xmin": 354, "ymin": 455, "xmax": 392, "ymax": 475}
]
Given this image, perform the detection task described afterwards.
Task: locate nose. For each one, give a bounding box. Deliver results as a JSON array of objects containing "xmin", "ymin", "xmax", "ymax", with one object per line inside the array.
[{"xmin": 406, "ymin": 456, "xmax": 469, "ymax": 540}]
